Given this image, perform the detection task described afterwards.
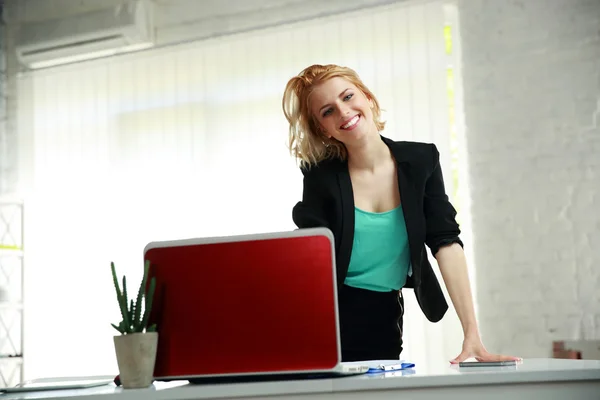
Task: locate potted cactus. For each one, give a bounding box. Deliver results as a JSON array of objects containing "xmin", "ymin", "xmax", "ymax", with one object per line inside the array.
[{"xmin": 111, "ymin": 260, "xmax": 158, "ymax": 389}]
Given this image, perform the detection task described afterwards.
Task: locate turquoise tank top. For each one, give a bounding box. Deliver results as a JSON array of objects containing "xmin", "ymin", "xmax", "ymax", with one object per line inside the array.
[{"xmin": 344, "ymin": 205, "xmax": 411, "ymax": 292}]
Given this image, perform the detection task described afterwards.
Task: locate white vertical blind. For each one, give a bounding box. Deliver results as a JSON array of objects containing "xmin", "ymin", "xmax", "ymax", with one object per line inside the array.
[{"xmin": 17, "ymin": 0, "xmax": 463, "ymax": 379}]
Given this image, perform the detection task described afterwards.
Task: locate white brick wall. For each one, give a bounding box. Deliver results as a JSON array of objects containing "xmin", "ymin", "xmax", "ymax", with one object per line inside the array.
[
  {"xmin": 459, "ymin": 0, "xmax": 600, "ymax": 357},
  {"xmin": 0, "ymin": 7, "xmax": 18, "ymax": 197},
  {"xmin": 0, "ymin": 12, "xmax": 6, "ymax": 195}
]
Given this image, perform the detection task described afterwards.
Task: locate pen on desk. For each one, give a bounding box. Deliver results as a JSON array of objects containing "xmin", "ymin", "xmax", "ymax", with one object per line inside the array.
[
  {"xmin": 380, "ymin": 364, "xmax": 403, "ymax": 371},
  {"xmin": 377, "ymin": 363, "xmax": 415, "ymax": 371}
]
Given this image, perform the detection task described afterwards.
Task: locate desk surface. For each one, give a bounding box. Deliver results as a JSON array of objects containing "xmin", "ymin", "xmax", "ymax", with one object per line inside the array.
[{"xmin": 3, "ymin": 358, "xmax": 600, "ymax": 400}]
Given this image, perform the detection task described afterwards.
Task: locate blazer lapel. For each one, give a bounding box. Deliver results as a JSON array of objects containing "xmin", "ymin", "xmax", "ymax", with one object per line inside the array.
[
  {"xmin": 382, "ymin": 136, "xmax": 423, "ymax": 286},
  {"xmin": 396, "ymin": 161, "xmax": 422, "ymax": 285},
  {"xmin": 336, "ymin": 161, "xmax": 355, "ymax": 288}
]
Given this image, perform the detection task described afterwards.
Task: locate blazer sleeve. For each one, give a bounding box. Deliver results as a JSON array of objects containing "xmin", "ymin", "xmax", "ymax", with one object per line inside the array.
[
  {"xmin": 423, "ymin": 144, "xmax": 464, "ymax": 256},
  {"xmin": 292, "ymin": 166, "xmax": 330, "ymax": 229}
]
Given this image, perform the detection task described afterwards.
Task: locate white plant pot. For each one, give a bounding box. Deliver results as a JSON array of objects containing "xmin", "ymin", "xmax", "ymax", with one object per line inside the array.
[{"xmin": 113, "ymin": 332, "xmax": 158, "ymax": 389}]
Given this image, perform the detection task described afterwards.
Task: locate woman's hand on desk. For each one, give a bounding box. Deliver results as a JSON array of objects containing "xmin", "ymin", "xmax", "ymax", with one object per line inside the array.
[
  {"xmin": 434, "ymin": 244, "xmax": 521, "ymax": 364},
  {"xmin": 450, "ymin": 335, "xmax": 522, "ymax": 364}
]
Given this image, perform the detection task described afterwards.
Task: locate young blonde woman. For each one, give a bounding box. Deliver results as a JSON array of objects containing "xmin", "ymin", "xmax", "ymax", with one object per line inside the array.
[{"xmin": 283, "ymin": 64, "xmax": 520, "ymax": 363}]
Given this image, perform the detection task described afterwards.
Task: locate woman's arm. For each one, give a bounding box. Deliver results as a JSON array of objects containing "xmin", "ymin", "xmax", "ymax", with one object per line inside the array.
[
  {"xmin": 423, "ymin": 144, "xmax": 520, "ymax": 363},
  {"xmin": 435, "ymin": 243, "xmax": 479, "ymax": 340},
  {"xmin": 436, "ymin": 242, "xmax": 521, "ymax": 363}
]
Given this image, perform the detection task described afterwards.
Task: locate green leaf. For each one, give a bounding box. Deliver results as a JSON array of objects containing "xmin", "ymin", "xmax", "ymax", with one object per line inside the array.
[
  {"xmin": 129, "ymin": 299, "xmax": 135, "ymax": 330},
  {"xmin": 111, "ymin": 323, "xmax": 125, "ymax": 334},
  {"xmin": 111, "ymin": 262, "xmax": 127, "ymax": 323},
  {"xmin": 131, "ymin": 299, "xmax": 137, "ymax": 331},
  {"xmin": 133, "ymin": 261, "xmax": 149, "ymax": 331},
  {"xmin": 123, "ymin": 276, "xmax": 128, "ymax": 311},
  {"xmin": 140, "ymin": 276, "xmax": 156, "ymax": 331},
  {"xmin": 121, "ymin": 276, "xmax": 130, "ymax": 331}
]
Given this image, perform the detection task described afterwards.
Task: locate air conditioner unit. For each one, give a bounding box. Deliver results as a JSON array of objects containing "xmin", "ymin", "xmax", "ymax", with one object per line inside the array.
[{"xmin": 15, "ymin": 0, "xmax": 155, "ymax": 69}]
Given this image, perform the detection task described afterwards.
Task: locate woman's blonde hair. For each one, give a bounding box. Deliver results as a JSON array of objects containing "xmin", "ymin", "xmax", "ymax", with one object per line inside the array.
[{"xmin": 282, "ymin": 64, "xmax": 385, "ymax": 168}]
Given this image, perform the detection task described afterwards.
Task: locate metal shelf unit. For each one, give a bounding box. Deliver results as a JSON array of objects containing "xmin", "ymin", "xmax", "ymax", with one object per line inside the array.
[{"xmin": 0, "ymin": 201, "xmax": 24, "ymax": 388}]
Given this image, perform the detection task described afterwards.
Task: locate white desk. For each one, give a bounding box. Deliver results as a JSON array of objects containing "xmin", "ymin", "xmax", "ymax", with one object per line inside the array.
[{"xmin": 3, "ymin": 359, "xmax": 599, "ymax": 400}]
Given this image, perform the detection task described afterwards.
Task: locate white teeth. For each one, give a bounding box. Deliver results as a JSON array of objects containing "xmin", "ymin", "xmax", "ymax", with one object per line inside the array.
[{"xmin": 342, "ymin": 115, "xmax": 359, "ymax": 129}]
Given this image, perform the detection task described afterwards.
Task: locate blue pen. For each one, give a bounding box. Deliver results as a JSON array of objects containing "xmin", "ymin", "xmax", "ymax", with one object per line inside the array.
[
  {"xmin": 367, "ymin": 362, "xmax": 415, "ymax": 373},
  {"xmin": 380, "ymin": 363, "xmax": 414, "ymax": 371}
]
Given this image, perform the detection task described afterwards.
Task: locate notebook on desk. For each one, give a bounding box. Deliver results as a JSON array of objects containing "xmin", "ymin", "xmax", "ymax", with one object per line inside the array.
[{"xmin": 143, "ymin": 227, "xmax": 368, "ymax": 382}]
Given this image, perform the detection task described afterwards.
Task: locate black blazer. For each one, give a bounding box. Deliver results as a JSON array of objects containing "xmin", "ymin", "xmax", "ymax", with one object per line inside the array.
[{"xmin": 292, "ymin": 136, "xmax": 463, "ymax": 323}]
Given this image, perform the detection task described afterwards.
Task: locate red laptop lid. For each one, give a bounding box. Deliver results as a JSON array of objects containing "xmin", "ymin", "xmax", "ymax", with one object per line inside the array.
[{"xmin": 144, "ymin": 228, "xmax": 340, "ymax": 379}]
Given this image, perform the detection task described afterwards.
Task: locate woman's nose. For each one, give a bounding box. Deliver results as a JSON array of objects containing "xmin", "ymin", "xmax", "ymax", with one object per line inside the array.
[{"xmin": 338, "ymin": 104, "xmax": 351, "ymax": 116}]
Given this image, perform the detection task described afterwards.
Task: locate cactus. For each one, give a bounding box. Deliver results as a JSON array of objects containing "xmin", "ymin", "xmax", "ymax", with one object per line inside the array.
[{"xmin": 111, "ymin": 260, "xmax": 157, "ymax": 334}]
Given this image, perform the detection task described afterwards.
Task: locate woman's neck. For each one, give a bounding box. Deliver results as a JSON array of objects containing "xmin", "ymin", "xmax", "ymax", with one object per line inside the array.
[{"xmin": 346, "ymin": 132, "xmax": 390, "ymax": 172}]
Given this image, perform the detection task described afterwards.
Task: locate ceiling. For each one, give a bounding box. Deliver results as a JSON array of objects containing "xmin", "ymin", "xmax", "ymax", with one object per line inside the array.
[
  {"xmin": 4, "ymin": 0, "xmax": 407, "ymax": 47},
  {"xmin": 7, "ymin": 0, "xmax": 307, "ymax": 23}
]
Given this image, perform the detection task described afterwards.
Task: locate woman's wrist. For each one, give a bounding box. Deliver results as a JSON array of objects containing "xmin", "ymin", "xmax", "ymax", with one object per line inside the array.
[{"xmin": 463, "ymin": 325, "xmax": 481, "ymax": 341}]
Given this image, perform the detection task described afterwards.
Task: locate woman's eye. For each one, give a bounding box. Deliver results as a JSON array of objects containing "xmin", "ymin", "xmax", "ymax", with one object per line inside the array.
[
  {"xmin": 344, "ymin": 93, "xmax": 353, "ymax": 101},
  {"xmin": 323, "ymin": 108, "xmax": 333, "ymax": 117}
]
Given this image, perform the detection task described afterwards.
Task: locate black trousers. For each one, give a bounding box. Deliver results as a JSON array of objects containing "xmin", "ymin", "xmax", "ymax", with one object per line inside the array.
[{"xmin": 338, "ymin": 284, "xmax": 404, "ymax": 362}]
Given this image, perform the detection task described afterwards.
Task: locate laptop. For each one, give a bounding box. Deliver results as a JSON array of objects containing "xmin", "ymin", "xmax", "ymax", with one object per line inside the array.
[{"xmin": 143, "ymin": 227, "xmax": 368, "ymax": 382}]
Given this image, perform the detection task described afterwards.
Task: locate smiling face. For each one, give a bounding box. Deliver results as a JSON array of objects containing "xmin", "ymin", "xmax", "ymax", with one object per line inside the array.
[
  {"xmin": 309, "ymin": 77, "xmax": 377, "ymax": 146},
  {"xmin": 283, "ymin": 64, "xmax": 386, "ymax": 166}
]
